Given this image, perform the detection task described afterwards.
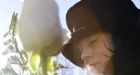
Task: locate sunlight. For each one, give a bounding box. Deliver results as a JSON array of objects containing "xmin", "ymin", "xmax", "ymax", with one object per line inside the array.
[
  {"xmin": 20, "ymin": 0, "xmax": 24, "ymax": 2},
  {"xmin": 0, "ymin": 54, "xmax": 7, "ymax": 69},
  {"xmin": 15, "ymin": 34, "xmax": 24, "ymax": 50},
  {"xmin": 66, "ymin": 31, "xmax": 71, "ymax": 39},
  {"xmin": 0, "ymin": 40, "xmax": 8, "ymax": 70}
]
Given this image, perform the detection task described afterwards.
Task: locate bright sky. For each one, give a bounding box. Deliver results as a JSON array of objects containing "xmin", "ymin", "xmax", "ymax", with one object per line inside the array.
[
  {"xmin": 0, "ymin": 0, "xmax": 140, "ymax": 36},
  {"xmin": 0, "ymin": 0, "xmax": 22, "ymax": 35}
]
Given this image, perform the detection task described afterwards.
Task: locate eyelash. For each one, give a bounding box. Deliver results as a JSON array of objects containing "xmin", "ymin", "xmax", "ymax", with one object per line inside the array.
[{"xmin": 89, "ymin": 40, "xmax": 96, "ymax": 46}]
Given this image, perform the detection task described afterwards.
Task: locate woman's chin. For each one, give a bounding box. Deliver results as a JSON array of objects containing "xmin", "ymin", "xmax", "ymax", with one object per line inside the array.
[
  {"xmin": 84, "ymin": 65, "xmax": 104, "ymax": 75},
  {"xmin": 85, "ymin": 66, "xmax": 112, "ymax": 75}
]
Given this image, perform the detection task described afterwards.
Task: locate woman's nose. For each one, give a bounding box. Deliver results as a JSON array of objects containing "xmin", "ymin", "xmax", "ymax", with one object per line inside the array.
[{"xmin": 81, "ymin": 47, "xmax": 94, "ymax": 62}]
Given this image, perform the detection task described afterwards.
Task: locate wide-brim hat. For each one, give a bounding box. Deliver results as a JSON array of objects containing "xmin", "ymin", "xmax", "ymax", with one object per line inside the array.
[{"xmin": 61, "ymin": 0, "xmax": 140, "ymax": 67}]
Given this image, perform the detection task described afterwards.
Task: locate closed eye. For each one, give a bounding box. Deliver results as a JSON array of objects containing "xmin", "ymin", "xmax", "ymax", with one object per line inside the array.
[{"xmin": 89, "ymin": 40, "xmax": 96, "ymax": 46}]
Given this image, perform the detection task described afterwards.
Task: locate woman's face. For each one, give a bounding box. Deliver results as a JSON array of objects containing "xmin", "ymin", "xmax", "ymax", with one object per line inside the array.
[
  {"xmin": 77, "ymin": 33, "xmax": 113, "ymax": 75},
  {"xmin": 67, "ymin": 5, "xmax": 114, "ymax": 74}
]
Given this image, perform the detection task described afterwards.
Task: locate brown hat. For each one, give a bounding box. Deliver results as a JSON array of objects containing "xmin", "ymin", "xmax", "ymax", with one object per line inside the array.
[{"xmin": 62, "ymin": 0, "xmax": 139, "ymax": 67}]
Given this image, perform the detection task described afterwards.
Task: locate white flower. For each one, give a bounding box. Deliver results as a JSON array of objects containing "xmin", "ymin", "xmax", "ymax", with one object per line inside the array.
[{"xmin": 16, "ymin": 0, "xmax": 63, "ymax": 56}]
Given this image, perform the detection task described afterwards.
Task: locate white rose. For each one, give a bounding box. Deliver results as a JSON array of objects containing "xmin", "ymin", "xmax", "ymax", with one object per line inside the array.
[{"xmin": 16, "ymin": 0, "xmax": 63, "ymax": 56}]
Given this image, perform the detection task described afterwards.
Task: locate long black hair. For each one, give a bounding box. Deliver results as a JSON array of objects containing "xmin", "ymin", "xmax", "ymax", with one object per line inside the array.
[{"xmin": 63, "ymin": 0, "xmax": 140, "ymax": 74}]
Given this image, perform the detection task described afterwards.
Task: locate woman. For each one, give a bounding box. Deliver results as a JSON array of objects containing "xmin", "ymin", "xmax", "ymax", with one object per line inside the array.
[{"xmin": 62, "ymin": 0, "xmax": 140, "ymax": 75}]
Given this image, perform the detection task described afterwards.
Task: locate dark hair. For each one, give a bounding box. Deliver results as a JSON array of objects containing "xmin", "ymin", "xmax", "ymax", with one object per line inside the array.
[{"xmin": 62, "ymin": 0, "xmax": 140, "ymax": 74}]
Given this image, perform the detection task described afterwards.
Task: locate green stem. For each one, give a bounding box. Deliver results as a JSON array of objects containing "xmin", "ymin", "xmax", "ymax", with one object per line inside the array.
[{"xmin": 40, "ymin": 54, "xmax": 47, "ymax": 75}]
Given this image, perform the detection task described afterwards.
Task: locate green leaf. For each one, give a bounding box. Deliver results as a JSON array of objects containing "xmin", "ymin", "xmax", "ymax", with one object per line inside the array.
[{"xmin": 30, "ymin": 51, "xmax": 40, "ymax": 72}]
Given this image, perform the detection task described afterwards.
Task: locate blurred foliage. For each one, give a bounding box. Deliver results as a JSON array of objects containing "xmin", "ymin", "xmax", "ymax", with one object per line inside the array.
[
  {"xmin": 28, "ymin": 50, "xmax": 62, "ymax": 75},
  {"xmin": 9, "ymin": 11, "xmax": 17, "ymax": 36},
  {"xmin": 29, "ymin": 51, "xmax": 40, "ymax": 72},
  {"xmin": 0, "ymin": 12, "xmax": 19, "ymax": 74},
  {"xmin": 0, "ymin": 63, "xmax": 18, "ymax": 75},
  {"xmin": 1, "ymin": 11, "xmax": 64, "ymax": 75}
]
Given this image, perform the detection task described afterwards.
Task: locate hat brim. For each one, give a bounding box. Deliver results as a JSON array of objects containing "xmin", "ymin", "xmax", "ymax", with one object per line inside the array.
[{"xmin": 61, "ymin": 41, "xmax": 84, "ymax": 67}]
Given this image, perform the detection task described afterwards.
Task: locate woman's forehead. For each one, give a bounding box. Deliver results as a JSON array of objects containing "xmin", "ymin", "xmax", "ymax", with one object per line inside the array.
[
  {"xmin": 77, "ymin": 32, "xmax": 111, "ymax": 46},
  {"xmin": 75, "ymin": 33, "xmax": 99, "ymax": 47}
]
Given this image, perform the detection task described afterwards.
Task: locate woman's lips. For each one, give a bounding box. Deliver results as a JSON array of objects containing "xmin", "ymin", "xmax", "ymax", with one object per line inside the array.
[
  {"xmin": 90, "ymin": 63, "xmax": 99, "ymax": 67},
  {"xmin": 84, "ymin": 60, "xmax": 99, "ymax": 68}
]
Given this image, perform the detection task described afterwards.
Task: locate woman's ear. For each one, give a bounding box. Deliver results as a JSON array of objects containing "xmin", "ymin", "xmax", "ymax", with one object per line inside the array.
[{"xmin": 103, "ymin": 33, "xmax": 114, "ymax": 52}]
